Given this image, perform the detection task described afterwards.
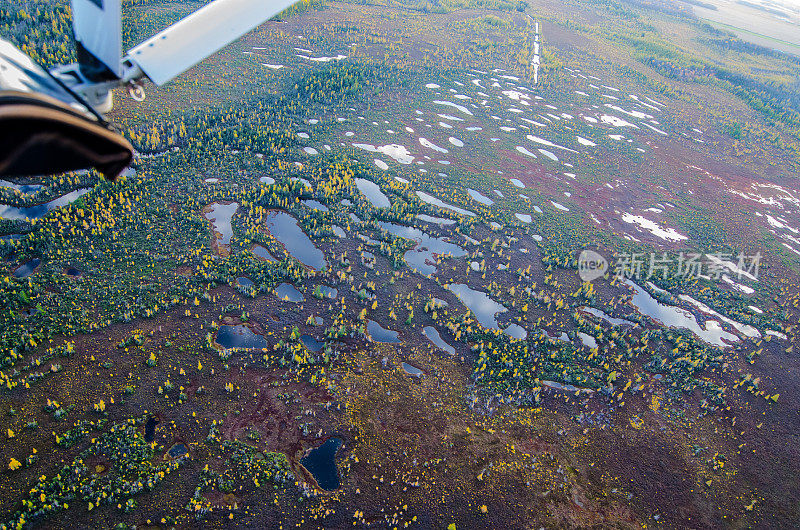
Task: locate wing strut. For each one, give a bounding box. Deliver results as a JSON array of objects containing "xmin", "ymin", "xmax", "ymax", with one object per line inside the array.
[{"xmin": 51, "ymin": 0, "xmax": 301, "ymax": 112}]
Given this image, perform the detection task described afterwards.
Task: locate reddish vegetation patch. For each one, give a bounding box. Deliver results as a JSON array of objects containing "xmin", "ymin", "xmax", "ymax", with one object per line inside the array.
[
  {"xmin": 515, "ymin": 436, "xmax": 555, "ymax": 456},
  {"xmin": 542, "ymin": 20, "xmax": 593, "ymax": 49},
  {"xmin": 502, "ymin": 150, "xmax": 554, "ymax": 187},
  {"xmin": 203, "ymin": 491, "xmax": 241, "ymax": 509},
  {"xmin": 221, "ymin": 372, "xmax": 334, "ymax": 458}
]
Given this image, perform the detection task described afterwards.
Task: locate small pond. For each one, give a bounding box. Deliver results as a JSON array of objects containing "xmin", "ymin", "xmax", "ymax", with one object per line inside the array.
[
  {"xmin": 275, "ymin": 283, "xmax": 304, "ymax": 302},
  {"xmin": 300, "ymin": 335, "xmax": 323, "ymax": 352},
  {"xmin": 144, "ymin": 416, "xmax": 159, "ymax": 443},
  {"xmin": 0, "ymin": 188, "xmax": 91, "ymax": 220},
  {"xmin": 205, "ymin": 202, "xmax": 239, "ymax": 245},
  {"xmin": 167, "ymin": 442, "xmax": 188, "ymax": 459},
  {"xmin": 625, "ymin": 279, "xmax": 738, "ymax": 348},
  {"xmin": 467, "ymin": 188, "xmax": 494, "ymax": 206},
  {"xmin": 265, "ymin": 211, "xmax": 327, "ymax": 270},
  {"xmin": 300, "ymin": 437, "xmax": 343, "ymax": 491},
  {"xmin": 504, "ymin": 323, "xmax": 528, "ymax": 340},
  {"xmin": 332, "ymin": 225, "xmax": 346, "ymax": 238},
  {"xmin": 422, "ymin": 326, "xmax": 455, "ymax": 355},
  {"xmin": 303, "ymin": 199, "xmax": 329, "ymax": 212},
  {"xmin": 447, "ymin": 283, "xmax": 506, "ymax": 330},
  {"xmin": 314, "ymin": 285, "xmax": 338, "ymax": 299},
  {"xmin": 580, "ymin": 307, "xmax": 634, "ymax": 327},
  {"xmin": 402, "ymin": 362, "xmax": 424, "ymax": 377},
  {"xmin": 355, "ymin": 178, "xmax": 390, "ymax": 208},
  {"xmin": 13, "ymin": 258, "xmax": 40, "ymax": 278},
  {"xmin": 379, "ymin": 221, "xmax": 466, "ymax": 276},
  {"xmin": 416, "ymin": 191, "xmax": 475, "ymax": 217},
  {"xmin": 252, "ymin": 244, "xmax": 275, "ymax": 261},
  {"xmin": 216, "ymin": 325, "xmax": 268, "ymax": 349},
  {"xmin": 367, "ymin": 320, "xmax": 400, "ymax": 343}
]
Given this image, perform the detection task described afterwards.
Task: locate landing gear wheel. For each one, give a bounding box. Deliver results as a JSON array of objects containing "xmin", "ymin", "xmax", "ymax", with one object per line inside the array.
[{"xmin": 128, "ymin": 82, "xmax": 146, "ymax": 102}]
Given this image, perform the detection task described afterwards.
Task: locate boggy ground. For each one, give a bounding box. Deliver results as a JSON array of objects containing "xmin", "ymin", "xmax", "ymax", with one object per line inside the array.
[
  {"xmin": 3, "ymin": 0, "xmax": 800, "ymax": 528},
  {"xmin": 2, "ymin": 244, "xmax": 796, "ymax": 528}
]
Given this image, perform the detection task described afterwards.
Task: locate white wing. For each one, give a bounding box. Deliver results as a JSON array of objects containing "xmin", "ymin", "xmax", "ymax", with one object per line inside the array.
[
  {"xmin": 72, "ymin": 0, "xmax": 122, "ymax": 77},
  {"xmin": 128, "ymin": 0, "xmax": 300, "ymax": 86}
]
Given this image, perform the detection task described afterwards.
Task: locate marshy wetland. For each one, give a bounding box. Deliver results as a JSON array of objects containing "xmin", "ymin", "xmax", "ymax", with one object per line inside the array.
[{"xmin": 2, "ymin": 0, "xmax": 800, "ymax": 528}]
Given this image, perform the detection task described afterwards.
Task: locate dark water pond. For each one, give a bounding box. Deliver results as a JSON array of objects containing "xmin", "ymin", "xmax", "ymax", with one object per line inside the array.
[
  {"xmin": 252, "ymin": 244, "xmax": 275, "ymax": 261},
  {"xmin": 14, "ymin": 258, "xmax": 40, "ymax": 278},
  {"xmin": 167, "ymin": 442, "xmax": 188, "ymax": 458},
  {"xmin": 145, "ymin": 416, "xmax": 159, "ymax": 443},
  {"xmin": 216, "ymin": 325, "xmax": 268, "ymax": 349},
  {"xmin": 355, "ymin": 178, "xmax": 390, "ymax": 208},
  {"xmin": 265, "ymin": 211, "xmax": 327, "ymax": 270},
  {"xmin": 378, "ymin": 221, "xmax": 465, "ymax": 276},
  {"xmin": 301, "ymin": 437, "xmax": 343, "ymax": 491},
  {"xmin": 276, "ymin": 283, "xmax": 304, "ymax": 302},
  {"xmin": 367, "ymin": 320, "xmax": 400, "ymax": 343},
  {"xmin": 447, "ymin": 283, "xmax": 506, "ymax": 330},
  {"xmin": 0, "ymin": 188, "xmax": 90, "ymax": 220},
  {"xmin": 402, "ymin": 362, "xmax": 424, "ymax": 377},
  {"xmin": 300, "ymin": 335, "xmax": 323, "ymax": 352},
  {"xmin": 303, "ymin": 199, "xmax": 329, "ymax": 212},
  {"xmin": 204, "ymin": 202, "xmax": 239, "ymax": 245},
  {"xmin": 422, "ymin": 326, "xmax": 455, "ymax": 355}
]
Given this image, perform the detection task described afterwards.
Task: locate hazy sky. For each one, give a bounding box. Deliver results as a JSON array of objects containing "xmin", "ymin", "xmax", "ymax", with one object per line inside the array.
[
  {"xmin": 770, "ymin": 0, "xmax": 800, "ymax": 8},
  {"xmin": 735, "ymin": 0, "xmax": 800, "ymax": 8},
  {"xmin": 721, "ymin": 0, "xmax": 800, "ymax": 14}
]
